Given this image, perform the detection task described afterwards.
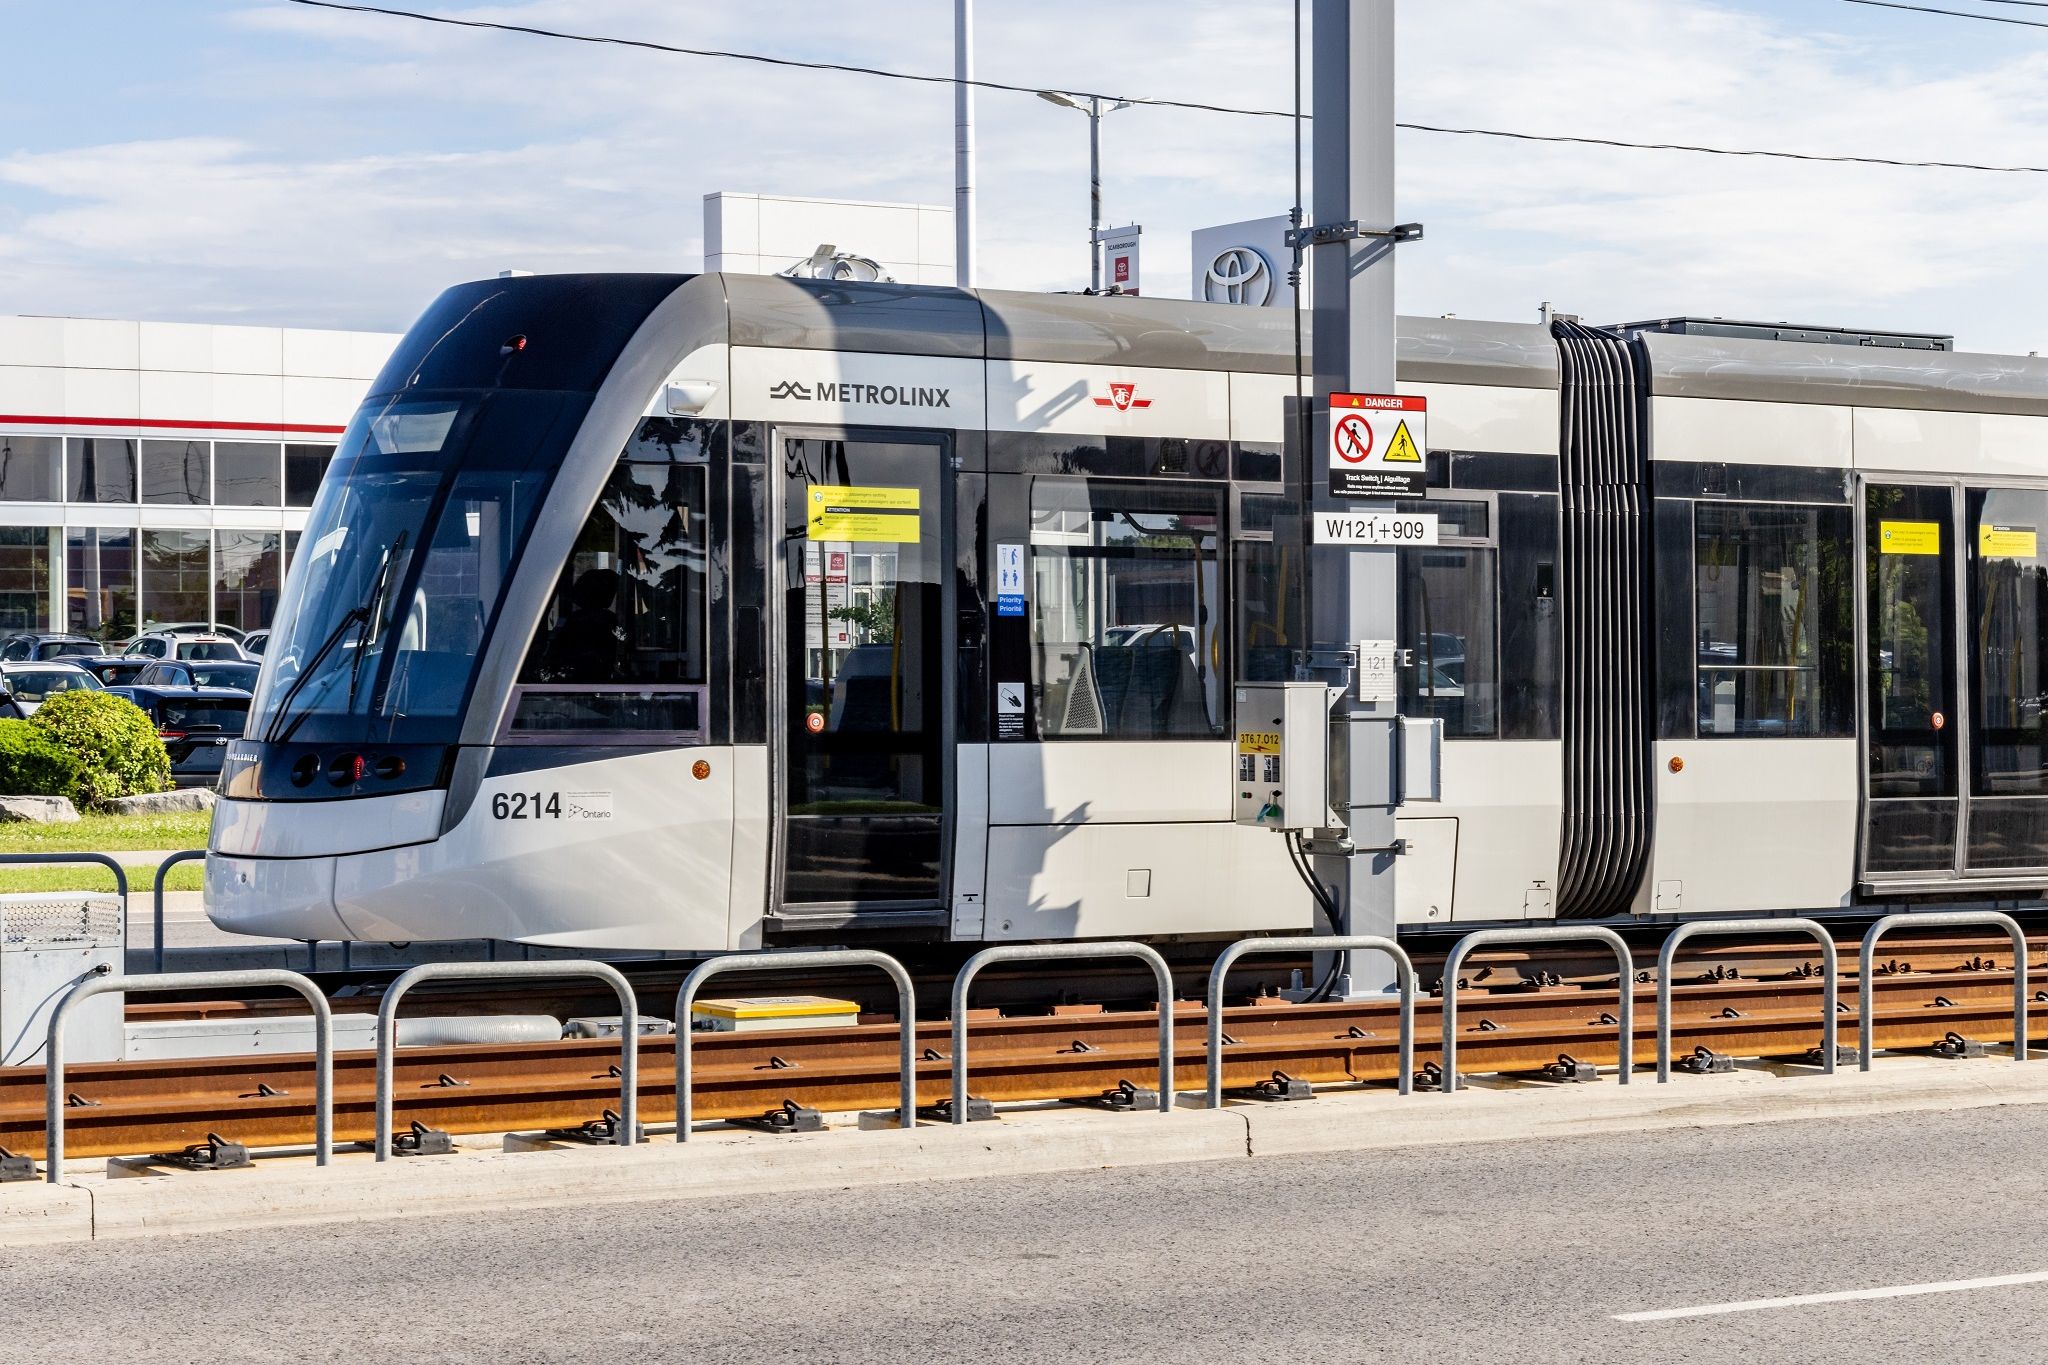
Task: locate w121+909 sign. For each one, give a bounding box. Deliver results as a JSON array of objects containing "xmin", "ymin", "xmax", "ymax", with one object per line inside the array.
[{"xmin": 1328, "ymin": 393, "xmax": 1426, "ymax": 498}]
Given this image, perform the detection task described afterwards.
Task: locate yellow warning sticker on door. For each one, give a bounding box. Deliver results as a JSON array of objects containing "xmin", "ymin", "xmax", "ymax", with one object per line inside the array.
[
  {"xmin": 1237, "ymin": 730, "xmax": 1282, "ymax": 755},
  {"xmin": 1980, "ymin": 524, "xmax": 2039, "ymax": 559},
  {"xmin": 807, "ymin": 485, "xmax": 921, "ymax": 543},
  {"xmin": 1383, "ymin": 419, "xmax": 1423, "ymax": 463},
  {"xmin": 1879, "ymin": 520, "xmax": 1940, "ymax": 556}
]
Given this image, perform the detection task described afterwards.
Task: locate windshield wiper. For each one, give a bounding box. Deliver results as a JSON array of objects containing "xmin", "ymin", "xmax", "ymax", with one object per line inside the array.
[
  {"xmin": 262, "ymin": 530, "xmax": 408, "ymax": 746},
  {"xmin": 260, "ymin": 604, "xmax": 366, "ymax": 745},
  {"xmin": 347, "ymin": 529, "xmax": 408, "ymax": 713}
]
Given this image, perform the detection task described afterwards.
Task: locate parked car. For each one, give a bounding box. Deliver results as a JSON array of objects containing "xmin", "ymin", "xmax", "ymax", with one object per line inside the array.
[
  {"xmin": 139, "ymin": 621, "xmax": 247, "ymax": 643},
  {"xmin": 0, "ymin": 633, "xmax": 104, "ymax": 662},
  {"xmin": 134, "ymin": 660, "xmax": 260, "ymax": 692},
  {"xmin": 103, "ymin": 686, "xmax": 251, "ymax": 787},
  {"xmin": 0, "ymin": 660, "xmax": 104, "ymax": 716},
  {"xmin": 66, "ymin": 655, "xmax": 153, "ymax": 688},
  {"xmin": 241, "ymin": 629, "xmax": 271, "ymax": 657},
  {"xmin": 123, "ymin": 632, "xmax": 249, "ymax": 662}
]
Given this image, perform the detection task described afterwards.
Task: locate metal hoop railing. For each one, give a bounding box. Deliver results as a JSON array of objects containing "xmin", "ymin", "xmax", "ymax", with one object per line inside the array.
[
  {"xmin": 1656, "ymin": 919, "xmax": 1837, "ymax": 1082},
  {"xmin": 1440, "ymin": 926, "xmax": 1635, "ymax": 1094},
  {"xmin": 1204, "ymin": 935, "xmax": 1414, "ymax": 1106}
]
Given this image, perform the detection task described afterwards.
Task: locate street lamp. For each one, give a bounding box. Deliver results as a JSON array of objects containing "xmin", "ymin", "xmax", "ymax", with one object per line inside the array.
[{"xmin": 1038, "ymin": 91, "xmax": 1131, "ymax": 292}]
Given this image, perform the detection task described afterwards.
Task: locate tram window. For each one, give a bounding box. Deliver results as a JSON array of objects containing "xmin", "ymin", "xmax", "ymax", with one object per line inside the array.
[
  {"xmin": 510, "ymin": 418, "xmax": 709, "ymax": 736},
  {"xmin": 1028, "ymin": 479, "xmax": 1225, "ymax": 739},
  {"xmin": 1397, "ymin": 543, "xmax": 1499, "ymax": 737},
  {"xmin": 1692, "ymin": 502, "xmax": 1853, "ymax": 738},
  {"xmin": 1234, "ymin": 493, "xmax": 1304, "ymax": 683},
  {"xmin": 1967, "ymin": 488, "xmax": 2048, "ymax": 867}
]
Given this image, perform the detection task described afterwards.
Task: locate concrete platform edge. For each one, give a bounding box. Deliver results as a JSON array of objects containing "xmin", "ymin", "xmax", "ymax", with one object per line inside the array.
[{"xmin": 4, "ymin": 1056, "xmax": 2042, "ymax": 1247}]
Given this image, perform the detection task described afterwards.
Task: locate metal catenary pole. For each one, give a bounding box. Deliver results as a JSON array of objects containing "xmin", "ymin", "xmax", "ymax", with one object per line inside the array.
[
  {"xmin": 1088, "ymin": 95, "xmax": 1103, "ymax": 292},
  {"xmin": 1308, "ymin": 0, "xmax": 1402, "ymax": 996},
  {"xmin": 953, "ymin": 0, "xmax": 974, "ymax": 288}
]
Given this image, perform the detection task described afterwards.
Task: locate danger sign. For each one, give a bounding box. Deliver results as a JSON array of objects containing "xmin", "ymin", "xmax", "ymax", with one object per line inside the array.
[{"xmin": 1328, "ymin": 393, "xmax": 1426, "ymax": 498}]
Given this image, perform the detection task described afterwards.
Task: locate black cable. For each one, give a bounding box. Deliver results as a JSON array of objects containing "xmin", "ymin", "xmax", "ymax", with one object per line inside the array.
[
  {"xmin": 1837, "ymin": 0, "xmax": 2048, "ymax": 25},
  {"xmin": 283, "ymin": 0, "xmax": 1299, "ymax": 118},
  {"xmin": 287, "ymin": 0, "xmax": 2048, "ymax": 175},
  {"xmin": 1284, "ymin": 831, "xmax": 1345, "ymax": 1003}
]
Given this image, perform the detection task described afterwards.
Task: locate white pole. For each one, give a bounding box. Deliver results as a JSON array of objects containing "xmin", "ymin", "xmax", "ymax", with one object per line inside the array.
[{"xmin": 953, "ymin": 0, "xmax": 975, "ymax": 288}]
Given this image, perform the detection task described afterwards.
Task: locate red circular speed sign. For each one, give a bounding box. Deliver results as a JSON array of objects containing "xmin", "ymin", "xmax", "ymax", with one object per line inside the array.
[{"xmin": 1334, "ymin": 412, "xmax": 1374, "ymax": 463}]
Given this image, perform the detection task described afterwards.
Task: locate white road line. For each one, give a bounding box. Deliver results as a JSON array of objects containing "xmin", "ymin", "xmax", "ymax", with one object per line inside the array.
[{"xmin": 1615, "ymin": 1271, "xmax": 2048, "ymax": 1322}]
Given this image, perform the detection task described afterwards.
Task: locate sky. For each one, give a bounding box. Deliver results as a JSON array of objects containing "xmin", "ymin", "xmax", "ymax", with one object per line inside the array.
[{"xmin": 6, "ymin": 0, "xmax": 2048, "ymax": 352}]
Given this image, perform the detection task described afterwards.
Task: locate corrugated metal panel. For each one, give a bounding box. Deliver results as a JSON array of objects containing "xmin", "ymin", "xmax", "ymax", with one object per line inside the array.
[{"xmin": 1553, "ymin": 321, "xmax": 1652, "ymax": 919}]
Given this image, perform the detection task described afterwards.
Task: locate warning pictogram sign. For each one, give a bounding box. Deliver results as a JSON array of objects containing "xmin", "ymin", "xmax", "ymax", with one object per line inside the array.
[
  {"xmin": 1327, "ymin": 393, "xmax": 1427, "ymax": 498},
  {"xmin": 1384, "ymin": 420, "xmax": 1422, "ymax": 464}
]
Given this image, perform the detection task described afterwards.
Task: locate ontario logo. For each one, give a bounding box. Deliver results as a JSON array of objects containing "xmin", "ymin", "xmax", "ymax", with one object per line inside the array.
[{"xmin": 1092, "ymin": 382, "xmax": 1152, "ymax": 411}]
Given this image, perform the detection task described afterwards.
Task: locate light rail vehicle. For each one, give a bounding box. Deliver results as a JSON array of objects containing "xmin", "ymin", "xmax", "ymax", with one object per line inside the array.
[{"xmin": 205, "ymin": 272, "xmax": 2048, "ymax": 949}]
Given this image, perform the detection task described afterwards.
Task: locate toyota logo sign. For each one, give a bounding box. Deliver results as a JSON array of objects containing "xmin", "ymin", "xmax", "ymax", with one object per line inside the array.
[{"xmin": 1203, "ymin": 247, "xmax": 1273, "ymax": 306}]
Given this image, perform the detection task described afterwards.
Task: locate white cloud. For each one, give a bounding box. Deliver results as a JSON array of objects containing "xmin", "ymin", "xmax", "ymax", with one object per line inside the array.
[{"xmin": 5, "ymin": 0, "xmax": 2048, "ymax": 351}]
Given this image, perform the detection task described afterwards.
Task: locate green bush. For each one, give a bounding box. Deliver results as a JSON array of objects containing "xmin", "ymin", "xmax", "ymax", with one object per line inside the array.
[
  {"xmin": 0, "ymin": 720, "xmax": 83, "ymax": 799},
  {"xmin": 27, "ymin": 691, "xmax": 171, "ymax": 809}
]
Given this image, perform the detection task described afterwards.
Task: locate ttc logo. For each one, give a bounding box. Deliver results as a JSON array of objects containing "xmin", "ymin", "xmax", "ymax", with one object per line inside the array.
[{"xmin": 1092, "ymin": 382, "xmax": 1152, "ymax": 412}]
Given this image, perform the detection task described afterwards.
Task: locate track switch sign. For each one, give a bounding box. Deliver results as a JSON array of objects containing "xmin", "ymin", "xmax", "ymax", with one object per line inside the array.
[{"xmin": 1329, "ymin": 393, "xmax": 1426, "ymax": 498}]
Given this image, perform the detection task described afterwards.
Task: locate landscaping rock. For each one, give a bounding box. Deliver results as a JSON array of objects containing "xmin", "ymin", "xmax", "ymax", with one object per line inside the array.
[
  {"xmin": 106, "ymin": 788, "xmax": 216, "ymax": 816},
  {"xmin": 0, "ymin": 796, "xmax": 79, "ymax": 824}
]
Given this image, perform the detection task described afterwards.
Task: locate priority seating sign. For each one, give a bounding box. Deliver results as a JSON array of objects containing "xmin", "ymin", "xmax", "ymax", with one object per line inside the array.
[{"xmin": 1328, "ymin": 393, "xmax": 1426, "ymax": 498}]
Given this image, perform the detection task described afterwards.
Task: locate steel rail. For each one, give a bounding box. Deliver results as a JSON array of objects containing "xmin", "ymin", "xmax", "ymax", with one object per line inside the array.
[{"xmin": 10, "ymin": 963, "xmax": 2048, "ymax": 1160}]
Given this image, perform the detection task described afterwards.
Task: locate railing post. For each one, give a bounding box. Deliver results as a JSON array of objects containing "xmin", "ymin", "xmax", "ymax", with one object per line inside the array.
[
  {"xmin": 1655, "ymin": 919, "xmax": 1837, "ymax": 1083},
  {"xmin": 951, "ymin": 942, "xmax": 1176, "ymax": 1122},
  {"xmin": 377, "ymin": 961, "xmax": 639, "ymax": 1160},
  {"xmin": 1441, "ymin": 927, "xmax": 1636, "ymax": 1094},
  {"xmin": 45, "ymin": 966, "xmax": 331, "ymax": 1181},
  {"xmin": 1205, "ymin": 934, "xmax": 1415, "ymax": 1107},
  {"xmin": 674, "ymin": 949, "xmax": 918, "ymax": 1141},
  {"xmin": 152, "ymin": 849, "xmax": 207, "ymax": 974},
  {"xmin": 1859, "ymin": 911, "xmax": 2028, "ymax": 1071}
]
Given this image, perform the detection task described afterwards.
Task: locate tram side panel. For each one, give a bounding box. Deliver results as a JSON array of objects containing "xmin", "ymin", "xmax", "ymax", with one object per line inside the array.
[
  {"xmin": 1636, "ymin": 369, "xmax": 1859, "ymax": 915},
  {"xmin": 976, "ymin": 358, "xmax": 1312, "ymax": 940},
  {"xmin": 1377, "ymin": 375, "xmax": 1567, "ymax": 925}
]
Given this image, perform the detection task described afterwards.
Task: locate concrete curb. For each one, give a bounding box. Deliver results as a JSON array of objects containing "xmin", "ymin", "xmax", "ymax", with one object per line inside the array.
[{"xmin": 4, "ymin": 1055, "xmax": 2042, "ymax": 1247}]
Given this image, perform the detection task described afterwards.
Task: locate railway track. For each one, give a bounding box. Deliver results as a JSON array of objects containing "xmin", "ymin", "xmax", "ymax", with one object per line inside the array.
[{"xmin": 8, "ymin": 953, "xmax": 2042, "ymax": 1160}]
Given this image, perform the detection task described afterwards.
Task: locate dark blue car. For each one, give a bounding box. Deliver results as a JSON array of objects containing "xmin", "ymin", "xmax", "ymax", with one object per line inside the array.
[{"xmin": 105, "ymin": 686, "xmax": 253, "ymax": 788}]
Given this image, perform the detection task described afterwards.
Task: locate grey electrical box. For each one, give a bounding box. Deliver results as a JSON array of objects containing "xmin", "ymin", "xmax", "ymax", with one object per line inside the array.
[
  {"xmin": 2, "ymin": 894, "xmax": 123, "ymax": 1066},
  {"xmin": 1233, "ymin": 682, "xmax": 1333, "ymax": 831},
  {"xmin": 1398, "ymin": 716, "xmax": 1444, "ymax": 803}
]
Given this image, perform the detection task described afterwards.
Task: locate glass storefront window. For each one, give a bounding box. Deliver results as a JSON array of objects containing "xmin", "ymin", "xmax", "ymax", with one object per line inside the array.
[
  {"xmin": 0, "ymin": 435, "xmax": 62, "ymax": 502},
  {"xmin": 214, "ymin": 442, "xmax": 282, "ymax": 507},
  {"xmin": 0, "ymin": 529, "xmax": 51, "ymax": 633},
  {"xmin": 141, "ymin": 440, "xmax": 210, "ymax": 506},
  {"xmin": 215, "ymin": 532, "xmax": 280, "ymax": 635},
  {"xmin": 140, "ymin": 529, "xmax": 210, "ymax": 628},
  {"xmin": 67, "ymin": 528, "xmax": 135, "ymax": 643},
  {"xmin": 67, "ymin": 439, "xmax": 136, "ymax": 503},
  {"xmin": 285, "ymin": 443, "xmax": 334, "ymax": 507}
]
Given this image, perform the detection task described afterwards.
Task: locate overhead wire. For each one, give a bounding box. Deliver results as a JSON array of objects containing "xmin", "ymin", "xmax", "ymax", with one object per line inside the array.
[
  {"xmin": 1836, "ymin": 0, "xmax": 2048, "ymax": 25},
  {"xmin": 285, "ymin": 0, "xmax": 2048, "ymax": 175}
]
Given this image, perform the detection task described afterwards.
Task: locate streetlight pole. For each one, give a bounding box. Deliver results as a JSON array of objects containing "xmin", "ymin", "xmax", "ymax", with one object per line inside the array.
[{"xmin": 1039, "ymin": 91, "xmax": 1129, "ymax": 292}]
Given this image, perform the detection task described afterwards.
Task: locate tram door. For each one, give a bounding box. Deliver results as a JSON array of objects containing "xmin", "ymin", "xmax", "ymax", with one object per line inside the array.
[
  {"xmin": 776, "ymin": 434, "xmax": 950, "ymax": 913},
  {"xmin": 1862, "ymin": 483, "xmax": 1961, "ymax": 877}
]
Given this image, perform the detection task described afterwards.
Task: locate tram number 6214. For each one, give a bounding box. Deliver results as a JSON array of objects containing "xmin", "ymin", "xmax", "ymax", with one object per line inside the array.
[{"xmin": 492, "ymin": 791, "xmax": 563, "ymax": 820}]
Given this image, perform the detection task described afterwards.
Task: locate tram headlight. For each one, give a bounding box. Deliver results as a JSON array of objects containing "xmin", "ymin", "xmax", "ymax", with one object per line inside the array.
[
  {"xmin": 327, "ymin": 753, "xmax": 365, "ymax": 786},
  {"xmin": 290, "ymin": 754, "xmax": 320, "ymax": 788}
]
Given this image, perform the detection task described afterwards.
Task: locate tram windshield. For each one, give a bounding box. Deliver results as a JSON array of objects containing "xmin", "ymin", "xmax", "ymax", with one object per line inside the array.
[{"xmin": 249, "ymin": 387, "xmax": 589, "ymax": 746}]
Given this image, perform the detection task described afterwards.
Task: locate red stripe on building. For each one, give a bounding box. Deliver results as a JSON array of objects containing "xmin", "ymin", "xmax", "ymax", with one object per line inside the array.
[{"xmin": 0, "ymin": 414, "xmax": 347, "ymax": 435}]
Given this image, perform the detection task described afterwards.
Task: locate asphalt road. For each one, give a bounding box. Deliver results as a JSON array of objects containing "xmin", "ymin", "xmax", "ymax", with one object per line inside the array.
[{"xmin": 5, "ymin": 1104, "xmax": 2048, "ymax": 1364}]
